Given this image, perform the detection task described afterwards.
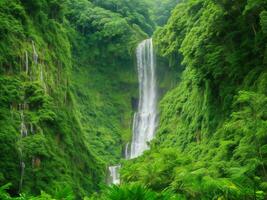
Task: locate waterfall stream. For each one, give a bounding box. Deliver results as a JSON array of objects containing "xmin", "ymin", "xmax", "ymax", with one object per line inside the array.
[
  {"xmin": 32, "ymin": 40, "xmax": 38, "ymax": 65},
  {"xmin": 129, "ymin": 38, "xmax": 157, "ymax": 159},
  {"xmin": 109, "ymin": 38, "xmax": 158, "ymax": 185},
  {"xmin": 108, "ymin": 165, "xmax": 121, "ymax": 185},
  {"xmin": 18, "ymin": 103, "xmax": 28, "ymax": 193},
  {"xmin": 25, "ymin": 51, "xmax": 29, "ymax": 75}
]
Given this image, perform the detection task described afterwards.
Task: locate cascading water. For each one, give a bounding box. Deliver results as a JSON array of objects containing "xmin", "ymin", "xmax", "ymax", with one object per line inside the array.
[
  {"xmin": 125, "ymin": 142, "xmax": 130, "ymax": 159},
  {"xmin": 18, "ymin": 103, "xmax": 28, "ymax": 193},
  {"xmin": 20, "ymin": 112, "xmax": 28, "ymax": 137},
  {"xmin": 25, "ymin": 51, "xmax": 29, "ymax": 75},
  {"xmin": 108, "ymin": 165, "xmax": 120, "ymax": 185},
  {"xmin": 18, "ymin": 41, "xmax": 41, "ymax": 192},
  {"xmin": 108, "ymin": 38, "xmax": 158, "ymax": 184},
  {"xmin": 32, "ymin": 40, "xmax": 38, "ymax": 65},
  {"xmin": 129, "ymin": 38, "xmax": 158, "ymax": 159}
]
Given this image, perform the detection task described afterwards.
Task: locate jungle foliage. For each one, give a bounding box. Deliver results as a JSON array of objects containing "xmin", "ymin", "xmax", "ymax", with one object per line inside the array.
[
  {"xmin": 2, "ymin": 0, "xmax": 266, "ymax": 199},
  {"xmin": 0, "ymin": 0, "xmax": 156, "ymax": 198},
  {"xmin": 121, "ymin": 0, "xmax": 267, "ymax": 199},
  {"xmin": 145, "ymin": 0, "xmax": 180, "ymax": 26}
]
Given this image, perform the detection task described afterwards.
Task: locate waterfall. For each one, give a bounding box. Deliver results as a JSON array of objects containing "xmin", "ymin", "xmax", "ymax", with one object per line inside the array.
[
  {"xmin": 20, "ymin": 112, "xmax": 28, "ymax": 137},
  {"xmin": 129, "ymin": 38, "xmax": 158, "ymax": 159},
  {"xmin": 31, "ymin": 40, "xmax": 46, "ymax": 89},
  {"xmin": 18, "ymin": 157, "xmax": 25, "ymax": 193},
  {"xmin": 18, "ymin": 103, "xmax": 28, "ymax": 192},
  {"xmin": 108, "ymin": 165, "xmax": 120, "ymax": 185},
  {"xmin": 108, "ymin": 38, "xmax": 158, "ymax": 185},
  {"xmin": 32, "ymin": 40, "xmax": 38, "ymax": 65},
  {"xmin": 19, "ymin": 103, "xmax": 28, "ymax": 137},
  {"xmin": 125, "ymin": 142, "xmax": 130, "ymax": 159},
  {"xmin": 25, "ymin": 51, "xmax": 29, "ymax": 75}
]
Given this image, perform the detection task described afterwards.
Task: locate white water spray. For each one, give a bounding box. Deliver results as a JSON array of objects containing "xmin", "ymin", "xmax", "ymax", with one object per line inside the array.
[
  {"xmin": 125, "ymin": 142, "xmax": 130, "ymax": 159},
  {"xmin": 32, "ymin": 41, "xmax": 38, "ymax": 65},
  {"xmin": 108, "ymin": 165, "xmax": 120, "ymax": 185},
  {"xmin": 108, "ymin": 38, "xmax": 158, "ymax": 184},
  {"xmin": 25, "ymin": 51, "xmax": 29, "ymax": 75},
  {"xmin": 18, "ymin": 103, "xmax": 28, "ymax": 193},
  {"xmin": 129, "ymin": 38, "xmax": 158, "ymax": 159}
]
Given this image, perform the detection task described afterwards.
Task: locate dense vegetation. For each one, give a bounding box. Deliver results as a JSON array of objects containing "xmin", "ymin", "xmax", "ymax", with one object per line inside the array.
[
  {"xmin": 121, "ymin": 0, "xmax": 267, "ymax": 199},
  {"xmin": 1, "ymin": 0, "xmax": 266, "ymax": 199},
  {"xmin": 0, "ymin": 0, "xmax": 155, "ymax": 198},
  {"xmin": 145, "ymin": 0, "xmax": 180, "ymax": 26}
]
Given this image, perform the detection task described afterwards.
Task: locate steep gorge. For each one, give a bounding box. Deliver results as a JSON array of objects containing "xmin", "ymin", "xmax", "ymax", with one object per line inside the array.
[{"xmin": 1, "ymin": 0, "xmax": 267, "ymax": 200}]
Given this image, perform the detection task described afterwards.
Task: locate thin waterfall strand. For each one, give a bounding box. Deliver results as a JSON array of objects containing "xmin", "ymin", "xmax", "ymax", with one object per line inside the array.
[{"xmin": 108, "ymin": 165, "xmax": 120, "ymax": 185}]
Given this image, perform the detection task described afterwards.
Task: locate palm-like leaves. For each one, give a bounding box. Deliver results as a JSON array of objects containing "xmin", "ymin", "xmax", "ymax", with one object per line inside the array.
[{"xmin": 104, "ymin": 184, "xmax": 157, "ymax": 200}]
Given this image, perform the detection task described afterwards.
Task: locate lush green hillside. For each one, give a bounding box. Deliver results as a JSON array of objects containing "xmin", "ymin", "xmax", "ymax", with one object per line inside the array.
[
  {"xmin": 0, "ymin": 0, "xmax": 154, "ymax": 198},
  {"xmin": 1, "ymin": 0, "xmax": 267, "ymax": 200},
  {"xmin": 145, "ymin": 0, "xmax": 180, "ymax": 26},
  {"xmin": 0, "ymin": 0, "xmax": 103, "ymax": 197},
  {"xmin": 121, "ymin": 0, "xmax": 267, "ymax": 199}
]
